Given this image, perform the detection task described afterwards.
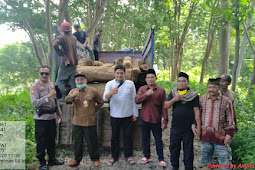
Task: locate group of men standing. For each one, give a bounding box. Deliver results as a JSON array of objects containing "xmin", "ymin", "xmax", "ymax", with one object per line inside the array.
[{"xmin": 30, "ymin": 21, "xmax": 237, "ymax": 170}]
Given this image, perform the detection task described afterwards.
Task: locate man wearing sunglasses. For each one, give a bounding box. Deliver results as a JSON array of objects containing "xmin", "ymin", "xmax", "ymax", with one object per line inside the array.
[{"xmin": 30, "ymin": 66, "xmax": 64, "ymax": 170}]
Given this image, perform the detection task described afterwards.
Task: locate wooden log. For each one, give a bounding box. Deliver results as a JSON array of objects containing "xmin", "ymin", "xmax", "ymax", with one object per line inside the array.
[
  {"xmin": 123, "ymin": 56, "xmax": 132, "ymax": 68},
  {"xmin": 85, "ymin": 59, "xmax": 93, "ymax": 66},
  {"xmin": 114, "ymin": 58, "xmax": 123, "ymax": 65},
  {"xmin": 100, "ymin": 59, "xmax": 105, "ymax": 63},
  {"xmin": 133, "ymin": 59, "xmax": 144, "ymax": 68},
  {"xmin": 140, "ymin": 64, "xmax": 150, "ymax": 71},
  {"xmin": 77, "ymin": 65, "xmax": 132, "ymax": 83},
  {"xmin": 93, "ymin": 61, "xmax": 103, "ymax": 66},
  {"xmin": 87, "ymin": 83, "xmax": 106, "ymax": 97},
  {"xmin": 78, "ymin": 58, "xmax": 88, "ymax": 66}
]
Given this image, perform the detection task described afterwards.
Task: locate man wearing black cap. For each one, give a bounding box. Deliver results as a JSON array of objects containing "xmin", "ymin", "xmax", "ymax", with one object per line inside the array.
[
  {"xmin": 65, "ymin": 72, "xmax": 104, "ymax": 167},
  {"xmin": 92, "ymin": 28, "xmax": 103, "ymax": 61},
  {"xmin": 135, "ymin": 69, "xmax": 168, "ymax": 167},
  {"xmin": 73, "ymin": 24, "xmax": 95, "ymax": 60},
  {"xmin": 199, "ymin": 78, "xmax": 237, "ymax": 170},
  {"xmin": 164, "ymin": 72, "xmax": 201, "ymax": 170},
  {"xmin": 220, "ymin": 74, "xmax": 238, "ymax": 128}
]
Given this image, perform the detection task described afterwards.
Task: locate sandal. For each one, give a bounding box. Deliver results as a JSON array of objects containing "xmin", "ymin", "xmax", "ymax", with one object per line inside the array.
[
  {"xmin": 158, "ymin": 160, "xmax": 167, "ymax": 167},
  {"xmin": 126, "ymin": 157, "xmax": 135, "ymax": 164},
  {"xmin": 140, "ymin": 157, "xmax": 152, "ymax": 164},
  {"xmin": 107, "ymin": 158, "xmax": 117, "ymax": 166}
]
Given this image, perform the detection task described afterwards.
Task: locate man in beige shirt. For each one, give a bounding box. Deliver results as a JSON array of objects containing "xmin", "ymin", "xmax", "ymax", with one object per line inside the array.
[{"xmin": 65, "ymin": 72, "xmax": 104, "ymax": 167}]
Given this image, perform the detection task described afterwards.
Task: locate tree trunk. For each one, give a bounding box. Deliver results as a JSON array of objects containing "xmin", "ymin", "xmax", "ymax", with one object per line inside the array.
[
  {"xmin": 243, "ymin": 23, "xmax": 255, "ymax": 96},
  {"xmin": 172, "ymin": 1, "xmax": 197, "ymax": 80},
  {"xmin": 231, "ymin": 0, "xmax": 240, "ymax": 91},
  {"xmin": 236, "ymin": 0, "xmax": 255, "ymax": 87},
  {"xmin": 57, "ymin": 0, "xmax": 68, "ymax": 25},
  {"xmin": 86, "ymin": 0, "xmax": 108, "ymax": 36},
  {"xmin": 46, "ymin": 0, "xmax": 54, "ymax": 81},
  {"xmin": 23, "ymin": 17, "xmax": 43, "ymax": 67},
  {"xmin": 218, "ymin": 0, "xmax": 230, "ymax": 76}
]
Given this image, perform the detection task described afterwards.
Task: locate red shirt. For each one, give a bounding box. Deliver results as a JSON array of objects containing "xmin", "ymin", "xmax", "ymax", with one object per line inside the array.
[{"xmin": 135, "ymin": 85, "xmax": 168, "ymax": 125}]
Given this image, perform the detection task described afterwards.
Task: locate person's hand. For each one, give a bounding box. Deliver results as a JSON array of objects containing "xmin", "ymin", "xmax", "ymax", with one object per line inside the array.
[
  {"xmin": 48, "ymin": 90, "xmax": 56, "ymax": 98},
  {"xmin": 173, "ymin": 94, "xmax": 182, "ymax": 102},
  {"xmin": 161, "ymin": 124, "xmax": 167, "ymax": 131},
  {"xmin": 111, "ymin": 87, "xmax": 118, "ymax": 94},
  {"xmin": 132, "ymin": 116, "xmax": 137, "ymax": 121},
  {"xmin": 83, "ymin": 43, "xmax": 87, "ymax": 48},
  {"xmin": 145, "ymin": 89, "xmax": 154, "ymax": 96},
  {"xmin": 57, "ymin": 115, "xmax": 62, "ymax": 124},
  {"xmin": 192, "ymin": 125, "xmax": 201, "ymax": 139},
  {"xmin": 71, "ymin": 90, "xmax": 79, "ymax": 98},
  {"xmin": 224, "ymin": 134, "xmax": 232, "ymax": 146}
]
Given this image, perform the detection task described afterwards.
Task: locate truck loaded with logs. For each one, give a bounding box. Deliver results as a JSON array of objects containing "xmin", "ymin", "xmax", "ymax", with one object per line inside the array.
[{"xmin": 54, "ymin": 25, "xmax": 155, "ymax": 149}]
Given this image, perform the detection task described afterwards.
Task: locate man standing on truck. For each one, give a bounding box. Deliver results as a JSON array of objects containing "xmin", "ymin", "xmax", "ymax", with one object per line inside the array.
[
  {"xmin": 30, "ymin": 66, "xmax": 63, "ymax": 170},
  {"xmin": 92, "ymin": 28, "xmax": 102, "ymax": 61},
  {"xmin": 53, "ymin": 21, "xmax": 78, "ymax": 102},
  {"xmin": 65, "ymin": 72, "xmax": 104, "ymax": 167},
  {"xmin": 73, "ymin": 24, "xmax": 95, "ymax": 60},
  {"xmin": 103, "ymin": 64, "xmax": 138, "ymax": 165},
  {"xmin": 135, "ymin": 69, "xmax": 168, "ymax": 167}
]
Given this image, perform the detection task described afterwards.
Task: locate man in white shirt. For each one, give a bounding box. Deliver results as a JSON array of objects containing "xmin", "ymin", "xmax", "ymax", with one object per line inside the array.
[{"xmin": 103, "ymin": 64, "xmax": 138, "ymax": 165}]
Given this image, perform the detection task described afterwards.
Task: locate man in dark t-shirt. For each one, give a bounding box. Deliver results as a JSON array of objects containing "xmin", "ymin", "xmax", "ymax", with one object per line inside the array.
[
  {"xmin": 73, "ymin": 24, "xmax": 95, "ymax": 60},
  {"xmin": 92, "ymin": 28, "xmax": 102, "ymax": 61},
  {"xmin": 164, "ymin": 72, "xmax": 201, "ymax": 170}
]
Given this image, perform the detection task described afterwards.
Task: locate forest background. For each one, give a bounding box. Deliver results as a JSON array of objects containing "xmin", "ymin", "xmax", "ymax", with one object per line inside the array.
[{"xmin": 0, "ymin": 0, "xmax": 254, "ymax": 168}]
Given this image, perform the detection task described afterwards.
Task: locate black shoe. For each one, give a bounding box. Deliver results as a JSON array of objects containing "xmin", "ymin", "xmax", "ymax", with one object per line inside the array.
[
  {"xmin": 39, "ymin": 164, "xmax": 49, "ymax": 170},
  {"xmin": 48, "ymin": 159, "xmax": 64, "ymax": 166}
]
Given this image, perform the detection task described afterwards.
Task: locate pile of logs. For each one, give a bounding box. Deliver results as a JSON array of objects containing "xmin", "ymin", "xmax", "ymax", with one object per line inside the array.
[{"xmin": 77, "ymin": 56, "xmax": 150, "ymax": 83}]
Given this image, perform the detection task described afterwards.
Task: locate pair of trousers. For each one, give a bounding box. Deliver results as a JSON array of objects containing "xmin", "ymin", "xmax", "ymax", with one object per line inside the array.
[
  {"xmin": 85, "ymin": 44, "xmax": 95, "ymax": 60},
  {"xmin": 93, "ymin": 50, "xmax": 99, "ymax": 61},
  {"xmin": 55, "ymin": 60, "xmax": 76, "ymax": 101},
  {"xmin": 35, "ymin": 119, "xmax": 56, "ymax": 164},
  {"xmin": 111, "ymin": 116, "xmax": 133, "ymax": 160},
  {"xmin": 141, "ymin": 119, "xmax": 164, "ymax": 161},
  {"xmin": 72, "ymin": 125, "xmax": 99, "ymax": 162},
  {"xmin": 170, "ymin": 128, "xmax": 194, "ymax": 170}
]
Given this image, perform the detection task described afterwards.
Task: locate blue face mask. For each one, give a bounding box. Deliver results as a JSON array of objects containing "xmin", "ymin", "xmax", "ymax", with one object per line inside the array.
[{"xmin": 76, "ymin": 83, "xmax": 86, "ymax": 89}]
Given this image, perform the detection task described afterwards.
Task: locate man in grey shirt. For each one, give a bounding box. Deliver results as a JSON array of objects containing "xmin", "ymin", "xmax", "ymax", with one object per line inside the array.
[
  {"xmin": 30, "ymin": 66, "xmax": 63, "ymax": 170},
  {"xmin": 92, "ymin": 28, "xmax": 102, "ymax": 61}
]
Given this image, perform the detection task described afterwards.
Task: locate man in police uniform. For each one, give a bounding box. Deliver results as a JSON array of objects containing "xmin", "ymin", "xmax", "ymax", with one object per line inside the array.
[{"xmin": 30, "ymin": 66, "xmax": 64, "ymax": 170}]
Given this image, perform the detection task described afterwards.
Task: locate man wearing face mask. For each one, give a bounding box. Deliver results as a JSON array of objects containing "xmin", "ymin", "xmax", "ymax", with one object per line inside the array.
[
  {"xmin": 65, "ymin": 72, "xmax": 104, "ymax": 167},
  {"xmin": 103, "ymin": 64, "xmax": 138, "ymax": 165},
  {"xmin": 30, "ymin": 66, "xmax": 63, "ymax": 170},
  {"xmin": 164, "ymin": 72, "xmax": 201, "ymax": 170}
]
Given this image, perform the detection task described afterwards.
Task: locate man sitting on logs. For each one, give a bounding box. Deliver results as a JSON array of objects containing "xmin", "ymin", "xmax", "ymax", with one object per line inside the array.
[
  {"xmin": 65, "ymin": 72, "xmax": 104, "ymax": 167},
  {"xmin": 103, "ymin": 64, "xmax": 138, "ymax": 165}
]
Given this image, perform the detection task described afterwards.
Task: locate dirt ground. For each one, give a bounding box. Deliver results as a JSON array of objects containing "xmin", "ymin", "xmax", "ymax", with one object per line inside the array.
[{"xmin": 27, "ymin": 114, "xmax": 207, "ymax": 170}]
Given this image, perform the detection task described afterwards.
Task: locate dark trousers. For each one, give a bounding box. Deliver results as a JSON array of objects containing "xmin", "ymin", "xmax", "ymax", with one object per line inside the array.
[
  {"xmin": 35, "ymin": 119, "xmax": 56, "ymax": 164},
  {"xmin": 170, "ymin": 128, "xmax": 194, "ymax": 170},
  {"xmin": 72, "ymin": 125, "xmax": 99, "ymax": 162},
  {"xmin": 93, "ymin": 50, "xmax": 99, "ymax": 61},
  {"xmin": 111, "ymin": 116, "xmax": 133, "ymax": 160},
  {"xmin": 141, "ymin": 119, "xmax": 164, "ymax": 161}
]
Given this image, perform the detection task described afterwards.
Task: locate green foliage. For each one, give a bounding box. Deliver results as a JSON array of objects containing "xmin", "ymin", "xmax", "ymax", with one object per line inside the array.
[
  {"xmin": 0, "ymin": 42, "xmax": 39, "ymax": 93},
  {"xmin": 0, "ymin": 90, "xmax": 36, "ymax": 164},
  {"xmin": 231, "ymin": 90, "xmax": 255, "ymax": 166}
]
